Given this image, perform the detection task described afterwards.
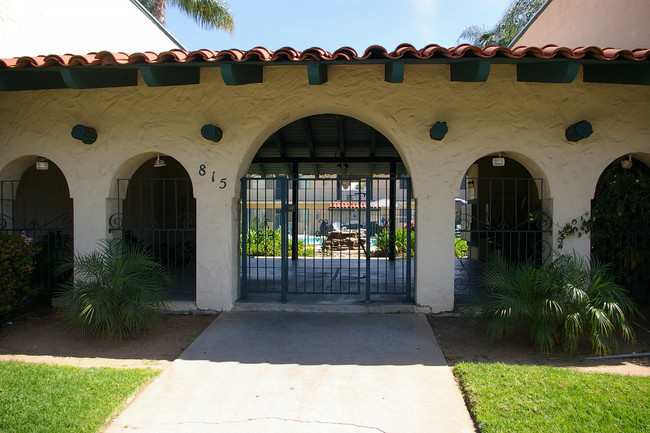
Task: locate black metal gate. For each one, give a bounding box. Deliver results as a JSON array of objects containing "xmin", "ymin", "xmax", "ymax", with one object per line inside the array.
[
  {"xmin": 1, "ymin": 177, "xmax": 74, "ymax": 293},
  {"xmin": 240, "ymin": 176, "xmax": 414, "ymax": 303},
  {"xmin": 109, "ymin": 177, "xmax": 196, "ymax": 298},
  {"xmin": 455, "ymin": 176, "xmax": 552, "ymax": 297}
]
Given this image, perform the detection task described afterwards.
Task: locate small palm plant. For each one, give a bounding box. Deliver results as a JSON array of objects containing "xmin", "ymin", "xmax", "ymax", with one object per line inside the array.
[
  {"xmin": 547, "ymin": 254, "xmax": 641, "ymax": 355},
  {"xmin": 475, "ymin": 254, "xmax": 642, "ymax": 355},
  {"xmin": 477, "ymin": 257, "xmax": 562, "ymax": 353},
  {"xmin": 57, "ymin": 239, "xmax": 171, "ymax": 339}
]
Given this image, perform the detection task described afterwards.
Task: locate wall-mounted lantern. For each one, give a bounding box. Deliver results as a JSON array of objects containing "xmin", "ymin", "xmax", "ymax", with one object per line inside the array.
[
  {"xmin": 492, "ymin": 153, "xmax": 506, "ymax": 166},
  {"xmin": 201, "ymin": 124, "xmax": 223, "ymax": 143},
  {"xmin": 153, "ymin": 154, "xmax": 167, "ymax": 168},
  {"xmin": 429, "ymin": 121, "xmax": 448, "ymax": 141},
  {"xmin": 621, "ymin": 154, "xmax": 633, "ymax": 169},
  {"xmin": 35, "ymin": 157, "xmax": 49, "ymax": 170},
  {"xmin": 565, "ymin": 120, "xmax": 592, "ymax": 142},
  {"xmin": 71, "ymin": 124, "xmax": 97, "ymax": 144}
]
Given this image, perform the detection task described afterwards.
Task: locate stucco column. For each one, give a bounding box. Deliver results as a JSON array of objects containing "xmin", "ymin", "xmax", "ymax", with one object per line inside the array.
[
  {"xmin": 68, "ymin": 178, "xmax": 108, "ymax": 256},
  {"xmin": 414, "ymin": 180, "xmax": 456, "ymax": 312},
  {"xmin": 550, "ymin": 174, "xmax": 594, "ymax": 259},
  {"xmin": 194, "ymin": 183, "xmax": 238, "ymax": 311}
]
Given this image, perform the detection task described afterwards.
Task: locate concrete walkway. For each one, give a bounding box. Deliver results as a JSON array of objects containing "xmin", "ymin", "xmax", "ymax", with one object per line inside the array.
[{"xmin": 105, "ymin": 312, "xmax": 475, "ymax": 433}]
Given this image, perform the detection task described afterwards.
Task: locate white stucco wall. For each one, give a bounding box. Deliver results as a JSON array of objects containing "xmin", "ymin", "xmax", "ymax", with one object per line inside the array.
[
  {"xmin": 1, "ymin": 63, "xmax": 649, "ymax": 312},
  {"xmin": 0, "ymin": 0, "xmax": 181, "ymax": 58},
  {"xmin": 514, "ymin": 0, "xmax": 650, "ymax": 49}
]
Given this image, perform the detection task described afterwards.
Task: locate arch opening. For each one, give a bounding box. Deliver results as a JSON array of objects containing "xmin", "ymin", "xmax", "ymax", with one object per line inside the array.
[
  {"xmin": 108, "ymin": 156, "xmax": 196, "ymax": 299},
  {"xmin": 241, "ymin": 114, "xmax": 414, "ymax": 304},
  {"xmin": 591, "ymin": 155, "xmax": 650, "ymax": 302},
  {"xmin": 454, "ymin": 155, "xmax": 552, "ymax": 300},
  {"xmin": 1, "ymin": 157, "xmax": 74, "ymax": 296}
]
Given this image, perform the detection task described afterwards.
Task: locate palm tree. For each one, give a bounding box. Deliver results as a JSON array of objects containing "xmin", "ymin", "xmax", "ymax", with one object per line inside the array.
[
  {"xmin": 139, "ymin": 0, "xmax": 234, "ymax": 33},
  {"xmin": 458, "ymin": 0, "xmax": 544, "ymax": 47}
]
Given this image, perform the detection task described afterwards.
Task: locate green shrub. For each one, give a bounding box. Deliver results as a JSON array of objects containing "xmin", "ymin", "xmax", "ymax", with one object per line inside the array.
[
  {"xmin": 243, "ymin": 228, "xmax": 317, "ymax": 257},
  {"xmin": 0, "ymin": 232, "xmax": 38, "ymax": 322},
  {"xmin": 454, "ymin": 238, "xmax": 468, "ymax": 258},
  {"xmin": 475, "ymin": 254, "xmax": 642, "ymax": 355},
  {"xmin": 56, "ymin": 238, "xmax": 171, "ymax": 339},
  {"xmin": 246, "ymin": 227, "xmax": 283, "ymax": 256},
  {"xmin": 375, "ymin": 228, "xmax": 415, "ymax": 257}
]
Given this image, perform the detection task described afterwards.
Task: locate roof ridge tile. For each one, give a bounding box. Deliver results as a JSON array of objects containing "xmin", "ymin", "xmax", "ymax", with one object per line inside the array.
[{"xmin": 1, "ymin": 45, "xmax": 648, "ymax": 69}]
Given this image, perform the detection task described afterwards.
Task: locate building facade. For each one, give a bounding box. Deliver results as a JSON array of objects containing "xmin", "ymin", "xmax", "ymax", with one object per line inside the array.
[{"xmin": 1, "ymin": 45, "xmax": 649, "ymax": 312}]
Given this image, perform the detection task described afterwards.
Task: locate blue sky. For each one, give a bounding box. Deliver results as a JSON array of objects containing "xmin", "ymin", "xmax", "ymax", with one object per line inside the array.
[{"xmin": 165, "ymin": 0, "xmax": 512, "ymax": 53}]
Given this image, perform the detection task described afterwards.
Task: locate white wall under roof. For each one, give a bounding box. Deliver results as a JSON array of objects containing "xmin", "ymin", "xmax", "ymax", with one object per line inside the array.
[{"xmin": 0, "ymin": 0, "xmax": 183, "ymax": 58}]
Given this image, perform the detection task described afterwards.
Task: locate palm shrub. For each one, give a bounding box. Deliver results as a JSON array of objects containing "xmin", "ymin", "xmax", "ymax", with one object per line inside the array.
[
  {"xmin": 56, "ymin": 238, "xmax": 171, "ymax": 339},
  {"xmin": 475, "ymin": 254, "xmax": 642, "ymax": 355},
  {"xmin": 545, "ymin": 254, "xmax": 641, "ymax": 355},
  {"xmin": 476, "ymin": 257, "xmax": 562, "ymax": 352}
]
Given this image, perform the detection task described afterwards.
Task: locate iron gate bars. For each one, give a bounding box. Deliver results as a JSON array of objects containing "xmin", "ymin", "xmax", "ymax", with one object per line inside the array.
[
  {"xmin": 240, "ymin": 176, "xmax": 413, "ymax": 303},
  {"xmin": 1, "ymin": 178, "xmax": 74, "ymax": 293},
  {"xmin": 109, "ymin": 177, "xmax": 196, "ymax": 298},
  {"xmin": 454, "ymin": 176, "xmax": 552, "ymax": 297}
]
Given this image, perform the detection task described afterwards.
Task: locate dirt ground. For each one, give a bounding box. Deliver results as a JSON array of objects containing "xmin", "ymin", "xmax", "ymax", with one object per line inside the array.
[
  {"xmin": 0, "ymin": 308, "xmax": 216, "ymax": 370},
  {"xmin": 1, "ymin": 307, "xmax": 649, "ymax": 376},
  {"xmin": 428, "ymin": 314, "xmax": 650, "ymax": 376}
]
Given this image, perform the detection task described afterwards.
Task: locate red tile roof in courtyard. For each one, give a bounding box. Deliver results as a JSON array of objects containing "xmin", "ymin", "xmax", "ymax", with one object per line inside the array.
[
  {"xmin": 329, "ymin": 202, "xmax": 380, "ymax": 210},
  {"xmin": 1, "ymin": 44, "xmax": 648, "ymax": 69}
]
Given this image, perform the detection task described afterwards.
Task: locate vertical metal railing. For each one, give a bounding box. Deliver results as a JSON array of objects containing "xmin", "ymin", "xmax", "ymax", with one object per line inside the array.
[
  {"xmin": 279, "ymin": 176, "xmax": 289, "ymax": 302},
  {"xmin": 406, "ymin": 176, "xmax": 412, "ymax": 303},
  {"xmin": 1, "ymin": 178, "xmax": 74, "ymax": 293},
  {"xmin": 240, "ymin": 175, "xmax": 414, "ymax": 303},
  {"xmin": 365, "ymin": 177, "xmax": 372, "ymax": 302},
  {"xmin": 240, "ymin": 176, "xmax": 248, "ymax": 300},
  {"xmin": 109, "ymin": 177, "xmax": 196, "ymax": 298},
  {"xmin": 454, "ymin": 177, "xmax": 551, "ymax": 298}
]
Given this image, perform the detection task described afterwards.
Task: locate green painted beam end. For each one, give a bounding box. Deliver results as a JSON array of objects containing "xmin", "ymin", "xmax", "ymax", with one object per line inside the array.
[
  {"xmin": 517, "ymin": 61, "xmax": 579, "ymax": 83},
  {"xmin": 0, "ymin": 70, "xmax": 67, "ymax": 91},
  {"xmin": 140, "ymin": 65, "xmax": 200, "ymax": 87},
  {"xmin": 220, "ymin": 63, "xmax": 263, "ymax": 86},
  {"xmin": 450, "ymin": 59, "xmax": 490, "ymax": 82},
  {"xmin": 583, "ymin": 63, "xmax": 650, "ymax": 86},
  {"xmin": 60, "ymin": 68, "xmax": 138, "ymax": 89},
  {"xmin": 307, "ymin": 63, "xmax": 327, "ymax": 85},
  {"xmin": 385, "ymin": 61, "xmax": 404, "ymax": 83}
]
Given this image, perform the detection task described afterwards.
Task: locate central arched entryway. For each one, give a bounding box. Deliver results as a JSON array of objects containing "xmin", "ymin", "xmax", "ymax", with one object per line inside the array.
[{"xmin": 240, "ymin": 114, "xmax": 414, "ymax": 303}]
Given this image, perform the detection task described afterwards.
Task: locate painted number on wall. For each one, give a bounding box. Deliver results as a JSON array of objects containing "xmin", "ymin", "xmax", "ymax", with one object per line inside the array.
[{"xmin": 199, "ymin": 164, "xmax": 227, "ymax": 189}]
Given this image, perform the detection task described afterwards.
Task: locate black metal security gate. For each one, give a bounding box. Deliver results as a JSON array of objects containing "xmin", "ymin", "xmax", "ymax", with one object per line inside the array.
[
  {"xmin": 1, "ymin": 178, "xmax": 74, "ymax": 293},
  {"xmin": 109, "ymin": 177, "xmax": 196, "ymax": 298},
  {"xmin": 455, "ymin": 176, "xmax": 552, "ymax": 297},
  {"xmin": 240, "ymin": 176, "xmax": 414, "ymax": 303}
]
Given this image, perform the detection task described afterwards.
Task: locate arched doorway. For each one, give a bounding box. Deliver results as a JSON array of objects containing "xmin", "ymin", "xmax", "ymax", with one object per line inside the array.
[
  {"xmin": 241, "ymin": 114, "xmax": 414, "ymax": 303},
  {"xmin": 454, "ymin": 155, "xmax": 551, "ymax": 299},
  {"xmin": 591, "ymin": 155, "xmax": 650, "ymax": 302},
  {"xmin": 1, "ymin": 158, "xmax": 73, "ymax": 295},
  {"xmin": 108, "ymin": 156, "xmax": 196, "ymax": 299}
]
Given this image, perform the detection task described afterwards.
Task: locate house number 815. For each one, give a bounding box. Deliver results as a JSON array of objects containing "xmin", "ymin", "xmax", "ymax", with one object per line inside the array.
[{"xmin": 198, "ymin": 164, "xmax": 226, "ymax": 189}]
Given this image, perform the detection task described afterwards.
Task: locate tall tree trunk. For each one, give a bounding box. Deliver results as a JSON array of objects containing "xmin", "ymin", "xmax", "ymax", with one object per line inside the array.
[{"xmin": 153, "ymin": 0, "xmax": 166, "ymax": 25}]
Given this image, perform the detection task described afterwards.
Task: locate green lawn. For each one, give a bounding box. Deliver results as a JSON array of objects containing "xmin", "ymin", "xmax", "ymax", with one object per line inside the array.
[
  {"xmin": 0, "ymin": 361, "xmax": 159, "ymax": 433},
  {"xmin": 454, "ymin": 362, "xmax": 650, "ymax": 433}
]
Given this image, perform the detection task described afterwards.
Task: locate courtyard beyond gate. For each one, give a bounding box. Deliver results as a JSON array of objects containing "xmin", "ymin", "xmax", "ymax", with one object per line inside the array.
[{"xmin": 240, "ymin": 176, "xmax": 414, "ymax": 303}]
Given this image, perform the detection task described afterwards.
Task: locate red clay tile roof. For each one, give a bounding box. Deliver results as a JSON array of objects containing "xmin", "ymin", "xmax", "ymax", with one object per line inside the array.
[
  {"xmin": 329, "ymin": 202, "xmax": 380, "ymax": 210},
  {"xmin": 1, "ymin": 44, "xmax": 648, "ymax": 69}
]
